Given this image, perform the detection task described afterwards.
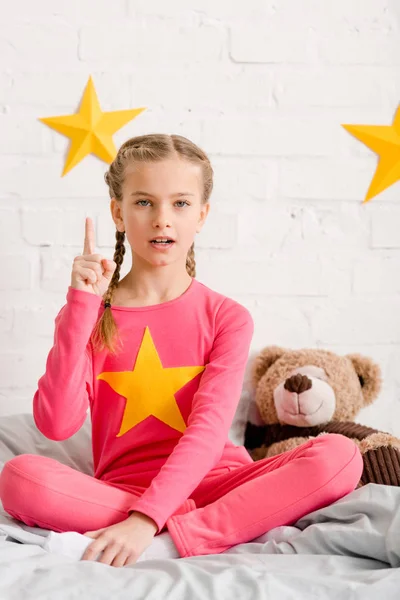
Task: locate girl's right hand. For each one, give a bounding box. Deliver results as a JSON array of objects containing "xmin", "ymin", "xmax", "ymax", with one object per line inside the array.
[{"xmin": 70, "ymin": 217, "xmax": 117, "ymax": 297}]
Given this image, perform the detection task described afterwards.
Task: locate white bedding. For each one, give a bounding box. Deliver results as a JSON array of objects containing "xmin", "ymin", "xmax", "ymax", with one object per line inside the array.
[{"xmin": 0, "ymin": 413, "xmax": 399, "ymax": 599}]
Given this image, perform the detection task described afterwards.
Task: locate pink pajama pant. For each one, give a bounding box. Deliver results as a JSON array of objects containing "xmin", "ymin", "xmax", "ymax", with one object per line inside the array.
[{"xmin": 0, "ymin": 433, "xmax": 363, "ymax": 558}]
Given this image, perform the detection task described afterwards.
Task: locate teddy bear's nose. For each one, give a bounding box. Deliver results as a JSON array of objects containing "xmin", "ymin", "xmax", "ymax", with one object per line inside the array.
[{"xmin": 284, "ymin": 374, "xmax": 313, "ymax": 394}]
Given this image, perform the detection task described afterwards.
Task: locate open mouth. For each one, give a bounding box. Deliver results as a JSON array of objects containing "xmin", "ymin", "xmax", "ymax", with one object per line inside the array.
[{"xmin": 149, "ymin": 239, "xmax": 176, "ymax": 250}]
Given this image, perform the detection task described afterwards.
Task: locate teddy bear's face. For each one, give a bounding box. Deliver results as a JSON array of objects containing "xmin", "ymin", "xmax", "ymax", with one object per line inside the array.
[
  {"xmin": 253, "ymin": 349, "xmax": 379, "ymax": 428},
  {"xmin": 273, "ymin": 364, "xmax": 336, "ymax": 427}
]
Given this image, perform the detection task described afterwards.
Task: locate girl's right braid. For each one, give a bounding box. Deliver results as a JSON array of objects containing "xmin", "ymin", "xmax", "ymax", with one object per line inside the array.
[{"xmin": 103, "ymin": 230, "xmax": 126, "ymax": 309}]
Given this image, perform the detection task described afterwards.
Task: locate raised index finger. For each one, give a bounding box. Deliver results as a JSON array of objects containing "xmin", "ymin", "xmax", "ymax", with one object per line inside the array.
[{"xmin": 83, "ymin": 217, "xmax": 95, "ymax": 256}]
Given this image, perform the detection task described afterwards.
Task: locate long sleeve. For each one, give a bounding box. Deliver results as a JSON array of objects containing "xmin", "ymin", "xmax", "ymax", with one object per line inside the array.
[
  {"xmin": 33, "ymin": 286, "xmax": 102, "ymax": 441},
  {"xmin": 130, "ymin": 299, "xmax": 255, "ymax": 533}
]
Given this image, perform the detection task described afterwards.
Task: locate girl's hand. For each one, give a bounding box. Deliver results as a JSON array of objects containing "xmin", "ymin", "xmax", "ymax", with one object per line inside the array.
[
  {"xmin": 81, "ymin": 512, "xmax": 158, "ymax": 567},
  {"xmin": 70, "ymin": 217, "xmax": 116, "ymax": 297}
]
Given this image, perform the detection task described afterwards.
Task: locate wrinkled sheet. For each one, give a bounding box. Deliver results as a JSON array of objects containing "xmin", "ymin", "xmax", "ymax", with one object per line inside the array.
[{"xmin": 0, "ymin": 483, "xmax": 400, "ymax": 599}]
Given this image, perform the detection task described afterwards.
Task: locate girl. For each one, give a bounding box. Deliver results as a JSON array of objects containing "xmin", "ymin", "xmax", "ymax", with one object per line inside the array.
[{"xmin": 0, "ymin": 134, "xmax": 363, "ymax": 568}]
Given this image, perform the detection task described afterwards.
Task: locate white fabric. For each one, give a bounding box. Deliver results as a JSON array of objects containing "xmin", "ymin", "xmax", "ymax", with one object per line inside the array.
[{"xmin": 0, "ymin": 521, "xmax": 179, "ymax": 562}]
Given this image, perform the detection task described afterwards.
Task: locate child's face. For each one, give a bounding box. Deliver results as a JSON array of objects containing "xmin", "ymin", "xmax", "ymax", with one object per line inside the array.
[{"xmin": 113, "ymin": 158, "xmax": 210, "ymax": 263}]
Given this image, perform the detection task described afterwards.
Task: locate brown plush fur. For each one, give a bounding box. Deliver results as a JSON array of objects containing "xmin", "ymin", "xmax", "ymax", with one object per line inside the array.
[
  {"xmin": 250, "ymin": 347, "xmax": 382, "ymax": 426},
  {"xmin": 245, "ymin": 346, "xmax": 400, "ymax": 487}
]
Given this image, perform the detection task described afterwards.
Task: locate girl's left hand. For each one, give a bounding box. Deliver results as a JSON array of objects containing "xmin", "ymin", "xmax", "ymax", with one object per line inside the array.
[{"xmin": 81, "ymin": 512, "xmax": 158, "ymax": 567}]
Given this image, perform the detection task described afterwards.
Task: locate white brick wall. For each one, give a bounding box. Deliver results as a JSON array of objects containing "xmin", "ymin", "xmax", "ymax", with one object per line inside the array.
[{"xmin": 0, "ymin": 0, "xmax": 399, "ymax": 437}]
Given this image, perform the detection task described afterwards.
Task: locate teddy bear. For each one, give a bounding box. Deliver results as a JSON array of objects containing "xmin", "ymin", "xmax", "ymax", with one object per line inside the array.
[{"xmin": 243, "ymin": 346, "xmax": 400, "ymax": 488}]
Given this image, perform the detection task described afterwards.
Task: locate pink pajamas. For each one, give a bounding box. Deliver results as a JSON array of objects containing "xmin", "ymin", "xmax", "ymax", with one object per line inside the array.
[
  {"xmin": 1, "ymin": 283, "xmax": 363, "ymax": 557},
  {"xmin": 0, "ymin": 433, "xmax": 363, "ymax": 558}
]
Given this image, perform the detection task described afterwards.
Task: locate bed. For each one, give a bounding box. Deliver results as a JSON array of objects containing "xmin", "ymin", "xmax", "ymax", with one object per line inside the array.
[{"xmin": 0, "ymin": 412, "xmax": 400, "ymax": 599}]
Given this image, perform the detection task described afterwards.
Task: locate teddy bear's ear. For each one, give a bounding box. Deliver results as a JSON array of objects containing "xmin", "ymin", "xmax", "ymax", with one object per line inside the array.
[
  {"xmin": 250, "ymin": 345, "xmax": 286, "ymax": 387},
  {"xmin": 346, "ymin": 353, "xmax": 383, "ymax": 406}
]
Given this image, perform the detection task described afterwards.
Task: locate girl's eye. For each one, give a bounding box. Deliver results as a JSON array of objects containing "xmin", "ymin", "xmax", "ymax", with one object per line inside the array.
[{"xmin": 135, "ymin": 200, "xmax": 189, "ymax": 207}]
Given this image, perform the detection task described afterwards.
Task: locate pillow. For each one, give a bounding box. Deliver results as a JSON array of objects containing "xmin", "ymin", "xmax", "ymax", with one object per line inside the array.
[
  {"xmin": 0, "ymin": 413, "xmax": 93, "ymax": 476},
  {"xmin": 228, "ymin": 350, "xmax": 259, "ymax": 446}
]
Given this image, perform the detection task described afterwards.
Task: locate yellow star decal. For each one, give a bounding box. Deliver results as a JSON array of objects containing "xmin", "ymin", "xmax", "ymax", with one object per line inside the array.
[
  {"xmin": 342, "ymin": 104, "xmax": 400, "ymax": 203},
  {"xmin": 38, "ymin": 75, "xmax": 146, "ymax": 176},
  {"xmin": 96, "ymin": 326, "xmax": 206, "ymax": 437}
]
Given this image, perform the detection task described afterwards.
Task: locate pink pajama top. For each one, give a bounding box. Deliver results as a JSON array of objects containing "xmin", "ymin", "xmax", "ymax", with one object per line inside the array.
[{"xmin": 32, "ymin": 277, "xmax": 254, "ymax": 532}]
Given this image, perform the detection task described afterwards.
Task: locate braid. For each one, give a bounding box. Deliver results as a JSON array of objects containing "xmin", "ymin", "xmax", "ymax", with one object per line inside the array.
[
  {"xmin": 90, "ymin": 230, "xmax": 126, "ymax": 355},
  {"xmin": 186, "ymin": 242, "xmax": 196, "ymax": 278},
  {"xmin": 103, "ymin": 230, "xmax": 126, "ymax": 306}
]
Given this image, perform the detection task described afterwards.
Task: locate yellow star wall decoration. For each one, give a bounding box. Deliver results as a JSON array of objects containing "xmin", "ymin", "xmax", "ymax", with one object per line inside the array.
[
  {"xmin": 97, "ymin": 326, "xmax": 206, "ymax": 438},
  {"xmin": 39, "ymin": 76, "xmax": 146, "ymax": 176},
  {"xmin": 342, "ymin": 104, "xmax": 400, "ymax": 203}
]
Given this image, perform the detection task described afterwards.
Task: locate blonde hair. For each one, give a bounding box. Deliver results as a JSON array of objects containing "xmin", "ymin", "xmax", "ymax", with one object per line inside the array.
[{"xmin": 90, "ymin": 133, "xmax": 214, "ymax": 355}]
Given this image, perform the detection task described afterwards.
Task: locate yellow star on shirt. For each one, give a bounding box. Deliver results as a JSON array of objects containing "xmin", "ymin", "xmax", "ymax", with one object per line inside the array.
[
  {"xmin": 96, "ymin": 326, "xmax": 206, "ymax": 437},
  {"xmin": 38, "ymin": 75, "xmax": 146, "ymax": 176},
  {"xmin": 342, "ymin": 104, "xmax": 400, "ymax": 203}
]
